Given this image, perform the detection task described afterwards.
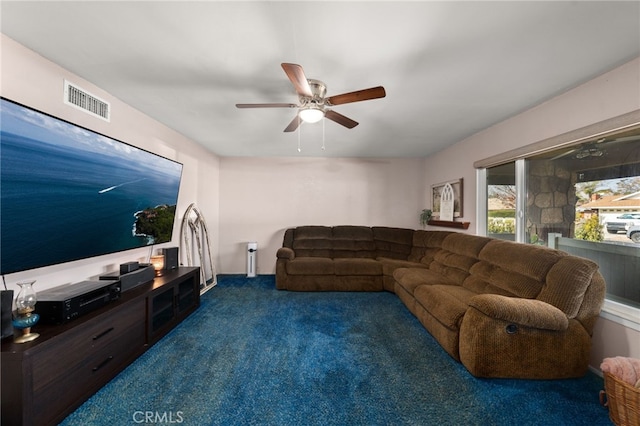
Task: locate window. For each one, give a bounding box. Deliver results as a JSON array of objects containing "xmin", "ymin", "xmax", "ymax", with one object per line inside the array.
[
  {"xmin": 486, "ymin": 162, "xmax": 516, "ymax": 241},
  {"xmin": 477, "ymin": 121, "xmax": 640, "ymax": 326}
]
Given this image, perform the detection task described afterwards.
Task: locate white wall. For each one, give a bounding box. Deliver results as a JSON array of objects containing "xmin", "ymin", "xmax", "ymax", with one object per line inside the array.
[
  {"xmin": 421, "ymin": 57, "xmax": 640, "ymax": 364},
  {"xmin": 0, "ymin": 34, "xmax": 221, "ymax": 293},
  {"xmin": 218, "ymin": 157, "xmax": 425, "ymax": 274}
]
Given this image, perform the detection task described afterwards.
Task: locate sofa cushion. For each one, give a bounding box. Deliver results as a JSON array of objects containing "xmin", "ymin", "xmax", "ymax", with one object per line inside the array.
[
  {"xmin": 465, "ymin": 240, "xmax": 565, "ymax": 298},
  {"xmin": 292, "ymin": 226, "xmax": 333, "ymax": 257},
  {"xmin": 377, "ymin": 257, "xmax": 427, "ymax": 277},
  {"xmin": 334, "ymin": 258, "xmax": 382, "ymax": 276},
  {"xmin": 409, "ymin": 230, "xmax": 452, "ymax": 263},
  {"xmin": 293, "ymin": 238, "xmax": 332, "ymax": 250},
  {"xmin": 332, "ymin": 240, "xmax": 376, "ymax": 254},
  {"xmin": 286, "ymin": 257, "xmax": 334, "ymax": 275},
  {"xmin": 432, "ymin": 250, "xmax": 478, "ymax": 276},
  {"xmin": 414, "ymin": 284, "xmax": 478, "ymax": 330},
  {"xmin": 442, "ymin": 233, "xmax": 492, "ymax": 258},
  {"xmin": 537, "ymin": 256, "xmax": 599, "ymax": 317},
  {"xmin": 428, "ymin": 234, "xmax": 492, "ymax": 284},
  {"xmin": 393, "ymin": 267, "xmax": 457, "ymax": 296},
  {"xmin": 373, "ymin": 226, "xmax": 414, "ymax": 244},
  {"xmin": 295, "ymin": 226, "xmax": 333, "ymax": 239},
  {"xmin": 293, "ymin": 247, "xmax": 332, "ymax": 258},
  {"xmin": 465, "ymin": 262, "xmax": 545, "ymax": 298},
  {"xmin": 479, "ymin": 240, "xmax": 563, "ymax": 282},
  {"xmin": 373, "ymin": 227, "xmax": 414, "ymax": 259},
  {"xmin": 332, "ymin": 226, "xmax": 376, "ymax": 258},
  {"xmin": 333, "ymin": 225, "xmax": 373, "ymax": 240},
  {"xmin": 418, "ymin": 248, "xmax": 442, "ymax": 266}
]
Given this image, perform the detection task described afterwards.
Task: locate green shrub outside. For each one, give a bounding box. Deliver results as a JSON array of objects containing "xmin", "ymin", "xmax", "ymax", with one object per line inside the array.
[
  {"xmin": 575, "ymin": 215, "xmax": 604, "ymax": 242},
  {"xmin": 488, "ymin": 217, "xmax": 515, "ymax": 234}
]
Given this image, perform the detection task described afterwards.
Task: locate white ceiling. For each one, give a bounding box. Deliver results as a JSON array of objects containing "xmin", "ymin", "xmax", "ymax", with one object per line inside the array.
[{"xmin": 1, "ymin": 1, "xmax": 639, "ymax": 158}]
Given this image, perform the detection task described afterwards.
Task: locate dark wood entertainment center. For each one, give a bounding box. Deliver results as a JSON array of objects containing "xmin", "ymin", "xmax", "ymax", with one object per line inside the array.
[{"xmin": 1, "ymin": 266, "xmax": 200, "ymax": 426}]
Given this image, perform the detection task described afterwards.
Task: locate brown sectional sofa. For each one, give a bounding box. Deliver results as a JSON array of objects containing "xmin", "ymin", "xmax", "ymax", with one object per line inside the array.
[{"xmin": 275, "ymin": 225, "xmax": 606, "ymax": 379}]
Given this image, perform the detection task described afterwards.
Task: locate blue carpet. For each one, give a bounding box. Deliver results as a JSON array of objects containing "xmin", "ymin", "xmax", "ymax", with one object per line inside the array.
[{"xmin": 60, "ymin": 275, "xmax": 611, "ymax": 425}]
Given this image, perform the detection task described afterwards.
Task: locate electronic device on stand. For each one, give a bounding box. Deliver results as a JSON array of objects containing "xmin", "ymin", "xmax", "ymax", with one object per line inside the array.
[
  {"xmin": 99, "ymin": 262, "xmax": 156, "ymax": 293},
  {"xmin": 36, "ymin": 280, "xmax": 121, "ymax": 324}
]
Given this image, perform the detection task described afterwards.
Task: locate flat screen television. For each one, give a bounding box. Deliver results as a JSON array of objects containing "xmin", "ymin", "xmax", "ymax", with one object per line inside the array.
[{"xmin": 0, "ymin": 97, "xmax": 183, "ymax": 275}]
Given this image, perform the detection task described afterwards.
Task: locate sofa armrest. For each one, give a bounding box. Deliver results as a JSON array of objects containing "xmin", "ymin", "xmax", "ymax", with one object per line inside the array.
[
  {"xmin": 468, "ymin": 294, "xmax": 568, "ymax": 331},
  {"xmin": 276, "ymin": 247, "xmax": 295, "ymax": 260}
]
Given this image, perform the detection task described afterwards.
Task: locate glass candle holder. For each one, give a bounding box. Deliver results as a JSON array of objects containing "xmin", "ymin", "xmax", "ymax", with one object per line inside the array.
[
  {"xmin": 150, "ymin": 255, "xmax": 165, "ymax": 276},
  {"xmin": 13, "ymin": 280, "xmax": 40, "ymax": 343}
]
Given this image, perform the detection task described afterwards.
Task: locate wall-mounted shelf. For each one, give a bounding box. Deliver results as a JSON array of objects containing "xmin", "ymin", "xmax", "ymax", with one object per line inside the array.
[{"xmin": 428, "ymin": 220, "xmax": 470, "ymax": 229}]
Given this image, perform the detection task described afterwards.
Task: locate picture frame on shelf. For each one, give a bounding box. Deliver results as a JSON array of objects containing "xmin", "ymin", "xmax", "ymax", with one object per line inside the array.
[{"xmin": 432, "ymin": 178, "xmax": 463, "ymax": 219}]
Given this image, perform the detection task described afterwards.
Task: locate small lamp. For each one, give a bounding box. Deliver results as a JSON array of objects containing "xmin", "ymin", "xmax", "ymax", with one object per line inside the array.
[
  {"xmin": 150, "ymin": 254, "xmax": 165, "ymax": 276},
  {"xmin": 13, "ymin": 280, "xmax": 39, "ymax": 343},
  {"xmin": 299, "ymin": 105, "xmax": 325, "ymax": 123}
]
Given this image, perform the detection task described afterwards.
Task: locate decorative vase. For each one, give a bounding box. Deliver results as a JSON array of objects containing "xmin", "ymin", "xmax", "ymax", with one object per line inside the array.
[{"xmin": 13, "ymin": 280, "xmax": 40, "ymax": 343}]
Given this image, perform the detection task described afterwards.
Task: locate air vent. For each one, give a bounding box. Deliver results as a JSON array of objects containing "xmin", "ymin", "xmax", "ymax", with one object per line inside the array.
[{"xmin": 63, "ymin": 80, "xmax": 110, "ymax": 121}]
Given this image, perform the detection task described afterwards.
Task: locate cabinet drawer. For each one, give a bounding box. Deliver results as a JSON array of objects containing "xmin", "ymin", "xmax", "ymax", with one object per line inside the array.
[
  {"xmin": 31, "ymin": 312, "xmax": 145, "ymax": 425},
  {"xmin": 32, "ymin": 298, "xmax": 145, "ymax": 393}
]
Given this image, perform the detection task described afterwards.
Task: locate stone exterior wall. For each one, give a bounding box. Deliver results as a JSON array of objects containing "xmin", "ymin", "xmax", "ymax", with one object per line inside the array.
[{"xmin": 527, "ymin": 160, "xmax": 576, "ymax": 243}]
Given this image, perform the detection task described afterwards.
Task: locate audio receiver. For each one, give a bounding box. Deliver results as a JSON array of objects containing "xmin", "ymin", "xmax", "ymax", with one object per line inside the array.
[{"xmin": 35, "ymin": 280, "xmax": 121, "ymax": 324}]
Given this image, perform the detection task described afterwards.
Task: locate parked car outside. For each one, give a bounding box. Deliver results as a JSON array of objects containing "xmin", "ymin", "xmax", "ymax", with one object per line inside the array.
[
  {"xmin": 627, "ymin": 225, "xmax": 640, "ymax": 243},
  {"xmin": 605, "ymin": 213, "xmax": 640, "ymax": 234}
]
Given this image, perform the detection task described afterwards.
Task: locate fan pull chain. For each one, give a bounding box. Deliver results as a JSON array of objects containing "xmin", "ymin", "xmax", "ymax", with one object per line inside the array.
[
  {"xmin": 297, "ymin": 120, "xmax": 301, "ymax": 152},
  {"xmin": 322, "ymin": 118, "xmax": 326, "ymax": 151}
]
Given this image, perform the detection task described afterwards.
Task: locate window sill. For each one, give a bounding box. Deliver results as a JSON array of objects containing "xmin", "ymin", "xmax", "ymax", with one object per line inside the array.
[{"xmin": 600, "ymin": 299, "xmax": 640, "ymax": 332}]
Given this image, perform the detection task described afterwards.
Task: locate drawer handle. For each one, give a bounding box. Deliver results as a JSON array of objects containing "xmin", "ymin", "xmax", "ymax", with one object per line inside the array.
[
  {"xmin": 93, "ymin": 327, "xmax": 114, "ymax": 341},
  {"xmin": 93, "ymin": 356, "xmax": 114, "ymax": 372}
]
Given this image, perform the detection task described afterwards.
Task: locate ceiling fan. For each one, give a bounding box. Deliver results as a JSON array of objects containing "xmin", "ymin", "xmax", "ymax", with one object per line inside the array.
[
  {"xmin": 550, "ymin": 135, "xmax": 638, "ymax": 160},
  {"xmin": 236, "ymin": 63, "xmax": 386, "ymax": 132},
  {"xmin": 561, "ymin": 142, "xmax": 605, "ymax": 160}
]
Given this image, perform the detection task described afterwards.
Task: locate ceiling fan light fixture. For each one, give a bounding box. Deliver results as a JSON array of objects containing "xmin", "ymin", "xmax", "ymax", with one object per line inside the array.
[
  {"xmin": 236, "ymin": 63, "xmax": 384, "ymax": 132},
  {"xmin": 299, "ymin": 106, "xmax": 325, "ymax": 123},
  {"xmin": 575, "ymin": 148, "xmax": 603, "ymax": 159}
]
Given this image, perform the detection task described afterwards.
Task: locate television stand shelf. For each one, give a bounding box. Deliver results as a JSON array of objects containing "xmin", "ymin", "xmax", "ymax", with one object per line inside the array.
[{"xmin": 1, "ymin": 266, "xmax": 200, "ymax": 426}]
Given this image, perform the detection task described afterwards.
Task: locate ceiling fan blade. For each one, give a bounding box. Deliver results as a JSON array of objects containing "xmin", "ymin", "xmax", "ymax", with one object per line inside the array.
[
  {"xmin": 284, "ymin": 116, "xmax": 302, "ymax": 132},
  {"xmin": 549, "ymin": 148, "xmax": 580, "ymax": 161},
  {"xmin": 236, "ymin": 103, "xmax": 297, "ymax": 109},
  {"xmin": 326, "ymin": 86, "xmax": 386, "ymax": 106},
  {"xmin": 281, "ymin": 63, "xmax": 313, "ymax": 97},
  {"xmin": 325, "ymin": 110, "xmax": 359, "ymax": 129}
]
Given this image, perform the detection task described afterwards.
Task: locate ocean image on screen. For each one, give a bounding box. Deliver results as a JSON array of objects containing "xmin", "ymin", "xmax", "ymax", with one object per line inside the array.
[{"xmin": 1, "ymin": 98, "xmax": 183, "ymax": 275}]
